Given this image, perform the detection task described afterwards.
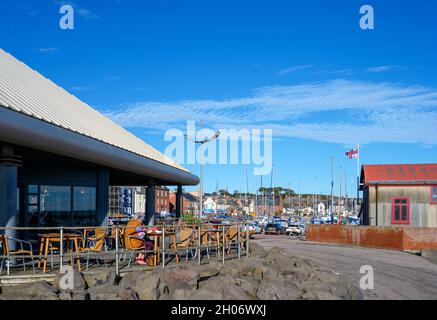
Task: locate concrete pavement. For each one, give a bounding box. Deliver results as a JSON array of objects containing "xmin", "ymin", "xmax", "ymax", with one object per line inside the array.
[{"xmin": 253, "ymin": 234, "xmax": 437, "ymax": 300}]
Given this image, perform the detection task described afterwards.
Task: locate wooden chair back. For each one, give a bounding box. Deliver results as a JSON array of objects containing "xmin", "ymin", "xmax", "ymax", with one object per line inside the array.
[
  {"xmin": 124, "ymin": 219, "xmax": 143, "ymax": 250},
  {"xmin": 179, "ymin": 227, "xmax": 194, "ymax": 248},
  {"xmin": 93, "ymin": 228, "xmax": 107, "ymax": 251},
  {"xmin": 0, "ymin": 235, "xmax": 9, "ymax": 256}
]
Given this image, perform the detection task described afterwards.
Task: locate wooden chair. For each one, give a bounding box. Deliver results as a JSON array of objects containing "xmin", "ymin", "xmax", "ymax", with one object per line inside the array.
[
  {"xmin": 176, "ymin": 227, "xmax": 196, "ymax": 261},
  {"xmin": 79, "ymin": 228, "xmax": 108, "ymax": 270},
  {"xmin": 0, "ymin": 234, "xmax": 35, "ymax": 275},
  {"xmin": 123, "ymin": 219, "xmax": 146, "ymax": 268}
]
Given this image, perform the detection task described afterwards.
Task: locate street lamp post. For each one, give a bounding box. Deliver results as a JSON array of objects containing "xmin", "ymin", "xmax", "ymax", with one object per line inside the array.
[
  {"xmin": 330, "ymin": 157, "xmax": 334, "ymax": 224},
  {"xmin": 185, "ymin": 130, "xmax": 220, "ymax": 220}
]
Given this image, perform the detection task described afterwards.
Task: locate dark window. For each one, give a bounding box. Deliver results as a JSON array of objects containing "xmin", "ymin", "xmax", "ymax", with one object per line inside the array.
[
  {"xmin": 28, "ymin": 185, "xmax": 38, "ymax": 193},
  {"xmin": 391, "ymin": 197, "xmax": 410, "ymax": 225},
  {"xmin": 431, "ymin": 186, "xmax": 437, "ymax": 204},
  {"xmin": 73, "ymin": 187, "xmax": 96, "ymax": 226},
  {"xmin": 40, "ymin": 185, "xmax": 71, "ymax": 226}
]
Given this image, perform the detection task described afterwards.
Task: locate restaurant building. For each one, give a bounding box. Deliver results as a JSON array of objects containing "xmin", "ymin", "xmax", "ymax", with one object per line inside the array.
[{"xmin": 0, "ymin": 49, "xmax": 198, "ymax": 241}]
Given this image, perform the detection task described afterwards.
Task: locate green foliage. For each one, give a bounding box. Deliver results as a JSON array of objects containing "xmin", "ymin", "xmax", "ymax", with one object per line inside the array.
[{"xmin": 183, "ymin": 212, "xmax": 198, "ymax": 224}]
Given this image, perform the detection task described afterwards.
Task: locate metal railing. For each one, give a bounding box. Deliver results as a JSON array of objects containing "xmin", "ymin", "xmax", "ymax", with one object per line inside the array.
[{"xmin": 0, "ymin": 222, "xmax": 251, "ymax": 278}]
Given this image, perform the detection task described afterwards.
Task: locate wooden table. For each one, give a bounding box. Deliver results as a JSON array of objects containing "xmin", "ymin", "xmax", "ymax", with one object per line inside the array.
[
  {"xmin": 37, "ymin": 233, "xmax": 82, "ymax": 273},
  {"xmin": 147, "ymin": 231, "xmax": 179, "ymax": 266}
]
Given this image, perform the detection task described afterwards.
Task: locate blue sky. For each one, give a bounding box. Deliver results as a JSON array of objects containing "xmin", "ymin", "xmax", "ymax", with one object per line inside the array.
[{"xmin": 1, "ymin": 0, "xmax": 436, "ymax": 195}]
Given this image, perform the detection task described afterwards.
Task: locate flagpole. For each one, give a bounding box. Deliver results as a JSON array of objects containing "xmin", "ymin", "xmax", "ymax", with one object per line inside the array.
[{"xmin": 356, "ymin": 141, "xmax": 360, "ymax": 210}]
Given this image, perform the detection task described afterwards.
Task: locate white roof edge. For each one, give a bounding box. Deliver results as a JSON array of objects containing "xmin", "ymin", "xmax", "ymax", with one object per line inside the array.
[{"xmin": 0, "ymin": 48, "xmax": 189, "ymax": 173}]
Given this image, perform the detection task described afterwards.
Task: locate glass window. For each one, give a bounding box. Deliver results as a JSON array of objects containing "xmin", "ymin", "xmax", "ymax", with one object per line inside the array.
[
  {"xmin": 392, "ymin": 197, "xmax": 410, "ymax": 225},
  {"xmin": 431, "ymin": 186, "xmax": 437, "ymax": 203},
  {"xmin": 73, "ymin": 187, "xmax": 96, "ymax": 226},
  {"xmin": 40, "ymin": 186, "xmax": 71, "ymax": 226},
  {"xmin": 28, "ymin": 195, "xmax": 38, "ymax": 204},
  {"xmin": 28, "ymin": 185, "xmax": 38, "ymax": 194}
]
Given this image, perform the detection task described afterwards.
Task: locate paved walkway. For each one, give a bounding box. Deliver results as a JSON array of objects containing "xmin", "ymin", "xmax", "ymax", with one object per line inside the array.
[{"xmin": 253, "ymin": 234, "xmax": 437, "ymax": 300}]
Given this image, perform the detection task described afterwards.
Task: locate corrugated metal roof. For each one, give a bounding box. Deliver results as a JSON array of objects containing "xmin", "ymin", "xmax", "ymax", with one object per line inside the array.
[
  {"xmin": 362, "ymin": 164, "xmax": 437, "ymax": 185},
  {"xmin": 0, "ymin": 48, "xmax": 187, "ymax": 172}
]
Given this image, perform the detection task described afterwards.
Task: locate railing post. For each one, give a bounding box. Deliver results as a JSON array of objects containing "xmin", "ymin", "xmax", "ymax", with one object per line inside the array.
[
  {"xmin": 59, "ymin": 227, "xmax": 64, "ymax": 269},
  {"xmin": 162, "ymin": 226, "xmax": 165, "ymax": 268},
  {"xmin": 237, "ymin": 223, "xmax": 241, "ymax": 259},
  {"xmin": 246, "ymin": 222, "xmax": 250, "ymax": 257},
  {"xmin": 198, "ymin": 223, "xmax": 201, "ymax": 265},
  {"xmin": 221, "ymin": 225, "xmax": 225, "ymax": 264},
  {"xmin": 115, "ymin": 225, "xmax": 119, "ymax": 276}
]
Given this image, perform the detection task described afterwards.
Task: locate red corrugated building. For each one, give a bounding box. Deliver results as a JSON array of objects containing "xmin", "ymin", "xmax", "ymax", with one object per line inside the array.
[{"xmin": 360, "ymin": 164, "xmax": 437, "ymax": 227}]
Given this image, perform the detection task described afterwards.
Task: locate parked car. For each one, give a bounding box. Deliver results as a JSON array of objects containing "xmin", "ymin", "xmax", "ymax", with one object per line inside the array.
[
  {"xmin": 286, "ymin": 223, "xmax": 302, "ymax": 235},
  {"xmin": 242, "ymin": 223, "xmax": 260, "ymax": 237},
  {"xmin": 347, "ymin": 216, "xmax": 361, "ymax": 225},
  {"xmin": 278, "ymin": 220, "xmax": 288, "ymax": 234},
  {"xmin": 264, "ymin": 222, "xmax": 282, "ymax": 235},
  {"xmin": 309, "ymin": 217, "xmax": 323, "ymax": 224}
]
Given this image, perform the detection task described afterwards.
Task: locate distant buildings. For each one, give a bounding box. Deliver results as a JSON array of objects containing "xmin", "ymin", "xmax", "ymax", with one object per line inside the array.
[
  {"xmin": 169, "ymin": 191, "xmax": 199, "ymax": 215},
  {"xmin": 109, "ymin": 186, "xmax": 170, "ymax": 215},
  {"xmin": 360, "ymin": 164, "xmax": 437, "ymax": 227}
]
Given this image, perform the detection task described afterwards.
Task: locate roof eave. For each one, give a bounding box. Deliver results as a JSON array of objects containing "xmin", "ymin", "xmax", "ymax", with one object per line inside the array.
[{"xmin": 0, "ymin": 107, "xmax": 199, "ymax": 186}]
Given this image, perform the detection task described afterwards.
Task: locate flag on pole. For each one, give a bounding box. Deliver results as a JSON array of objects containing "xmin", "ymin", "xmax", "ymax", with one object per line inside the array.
[{"xmin": 345, "ymin": 148, "xmax": 358, "ymax": 159}]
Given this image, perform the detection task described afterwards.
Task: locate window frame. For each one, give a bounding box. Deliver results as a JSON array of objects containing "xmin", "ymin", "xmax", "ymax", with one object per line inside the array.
[
  {"xmin": 391, "ymin": 196, "xmax": 410, "ymax": 225},
  {"xmin": 431, "ymin": 185, "xmax": 437, "ymax": 205}
]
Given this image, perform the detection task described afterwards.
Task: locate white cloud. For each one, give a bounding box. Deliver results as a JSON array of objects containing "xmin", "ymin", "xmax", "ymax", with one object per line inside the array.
[
  {"xmin": 366, "ymin": 65, "xmax": 397, "ymax": 73},
  {"xmin": 34, "ymin": 48, "xmax": 59, "ymax": 54},
  {"xmin": 105, "ymin": 79, "xmax": 437, "ymax": 146},
  {"xmin": 277, "ymin": 64, "xmax": 314, "ymax": 75}
]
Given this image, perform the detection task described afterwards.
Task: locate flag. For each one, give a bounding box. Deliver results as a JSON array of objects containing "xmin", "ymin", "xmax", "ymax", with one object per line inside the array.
[{"xmin": 346, "ymin": 148, "xmax": 358, "ymax": 159}]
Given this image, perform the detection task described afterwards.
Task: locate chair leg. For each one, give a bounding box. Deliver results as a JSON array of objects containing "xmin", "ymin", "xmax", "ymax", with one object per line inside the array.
[
  {"xmin": 127, "ymin": 252, "xmax": 134, "ymax": 269},
  {"xmin": 22, "ymin": 256, "xmax": 26, "ymax": 271},
  {"xmin": 102, "ymin": 253, "xmax": 108, "ymax": 268},
  {"xmin": 94, "ymin": 252, "xmax": 100, "ymax": 266},
  {"xmin": 0, "ymin": 257, "xmax": 4, "ymax": 275},
  {"xmin": 31, "ymin": 255, "xmax": 36, "ymax": 275},
  {"xmin": 50, "ymin": 247, "xmax": 54, "ymax": 269},
  {"xmin": 6, "ymin": 259, "xmax": 10, "ymax": 275},
  {"xmin": 86, "ymin": 252, "xmax": 90, "ymax": 271}
]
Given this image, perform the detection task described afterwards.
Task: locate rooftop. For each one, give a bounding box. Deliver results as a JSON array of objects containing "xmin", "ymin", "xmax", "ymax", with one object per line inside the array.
[{"xmin": 361, "ymin": 163, "xmax": 437, "ymax": 186}]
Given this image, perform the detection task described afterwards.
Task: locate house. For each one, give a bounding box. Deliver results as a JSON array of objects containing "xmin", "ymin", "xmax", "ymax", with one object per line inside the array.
[
  {"xmin": 203, "ymin": 197, "xmax": 217, "ymax": 211},
  {"xmin": 0, "ymin": 49, "xmax": 198, "ymax": 241},
  {"xmin": 169, "ymin": 191, "xmax": 199, "ymax": 215},
  {"xmin": 154, "ymin": 186, "xmax": 170, "ymax": 213},
  {"xmin": 360, "ymin": 164, "xmax": 437, "ymax": 227},
  {"xmin": 317, "ymin": 202, "xmax": 326, "ymax": 214}
]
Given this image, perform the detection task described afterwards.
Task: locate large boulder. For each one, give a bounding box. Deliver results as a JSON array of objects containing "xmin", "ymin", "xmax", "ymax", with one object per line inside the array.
[
  {"xmin": 88, "ymin": 285, "xmax": 138, "ymax": 300},
  {"xmin": 1, "ymin": 282, "xmax": 59, "ymax": 300},
  {"xmin": 256, "ymin": 279, "xmax": 302, "ymax": 300},
  {"xmin": 249, "ymin": 242, "xmax": 268, "ymax": 258},
  {"xmin": 222, "ymin": 284, "xmax": 252, "ymax": 300},
  {"xmin": 234, "ymin": 276, "xmax": 260, "ymax": 298},
  {"xmin": 83, "ymin": 269, "xmax": 118, "ymax": 288},
  {"xmin": 160, "ymin": 266, "xmax": 198, "ymax": 292},
  {"xmin": 58, "ymin": 289, "xmax": 89, "ymax": 300},
  {"xmin": 188, "ymin": 288, "xmax": 222, "ymax": 300},
  {"xmin": 173, "ymin": 289, "xmax": 196, "ymax": 300},
  {"xmin": 134, "ymin": 273, "xmax": 161, "ymax": 300}
]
